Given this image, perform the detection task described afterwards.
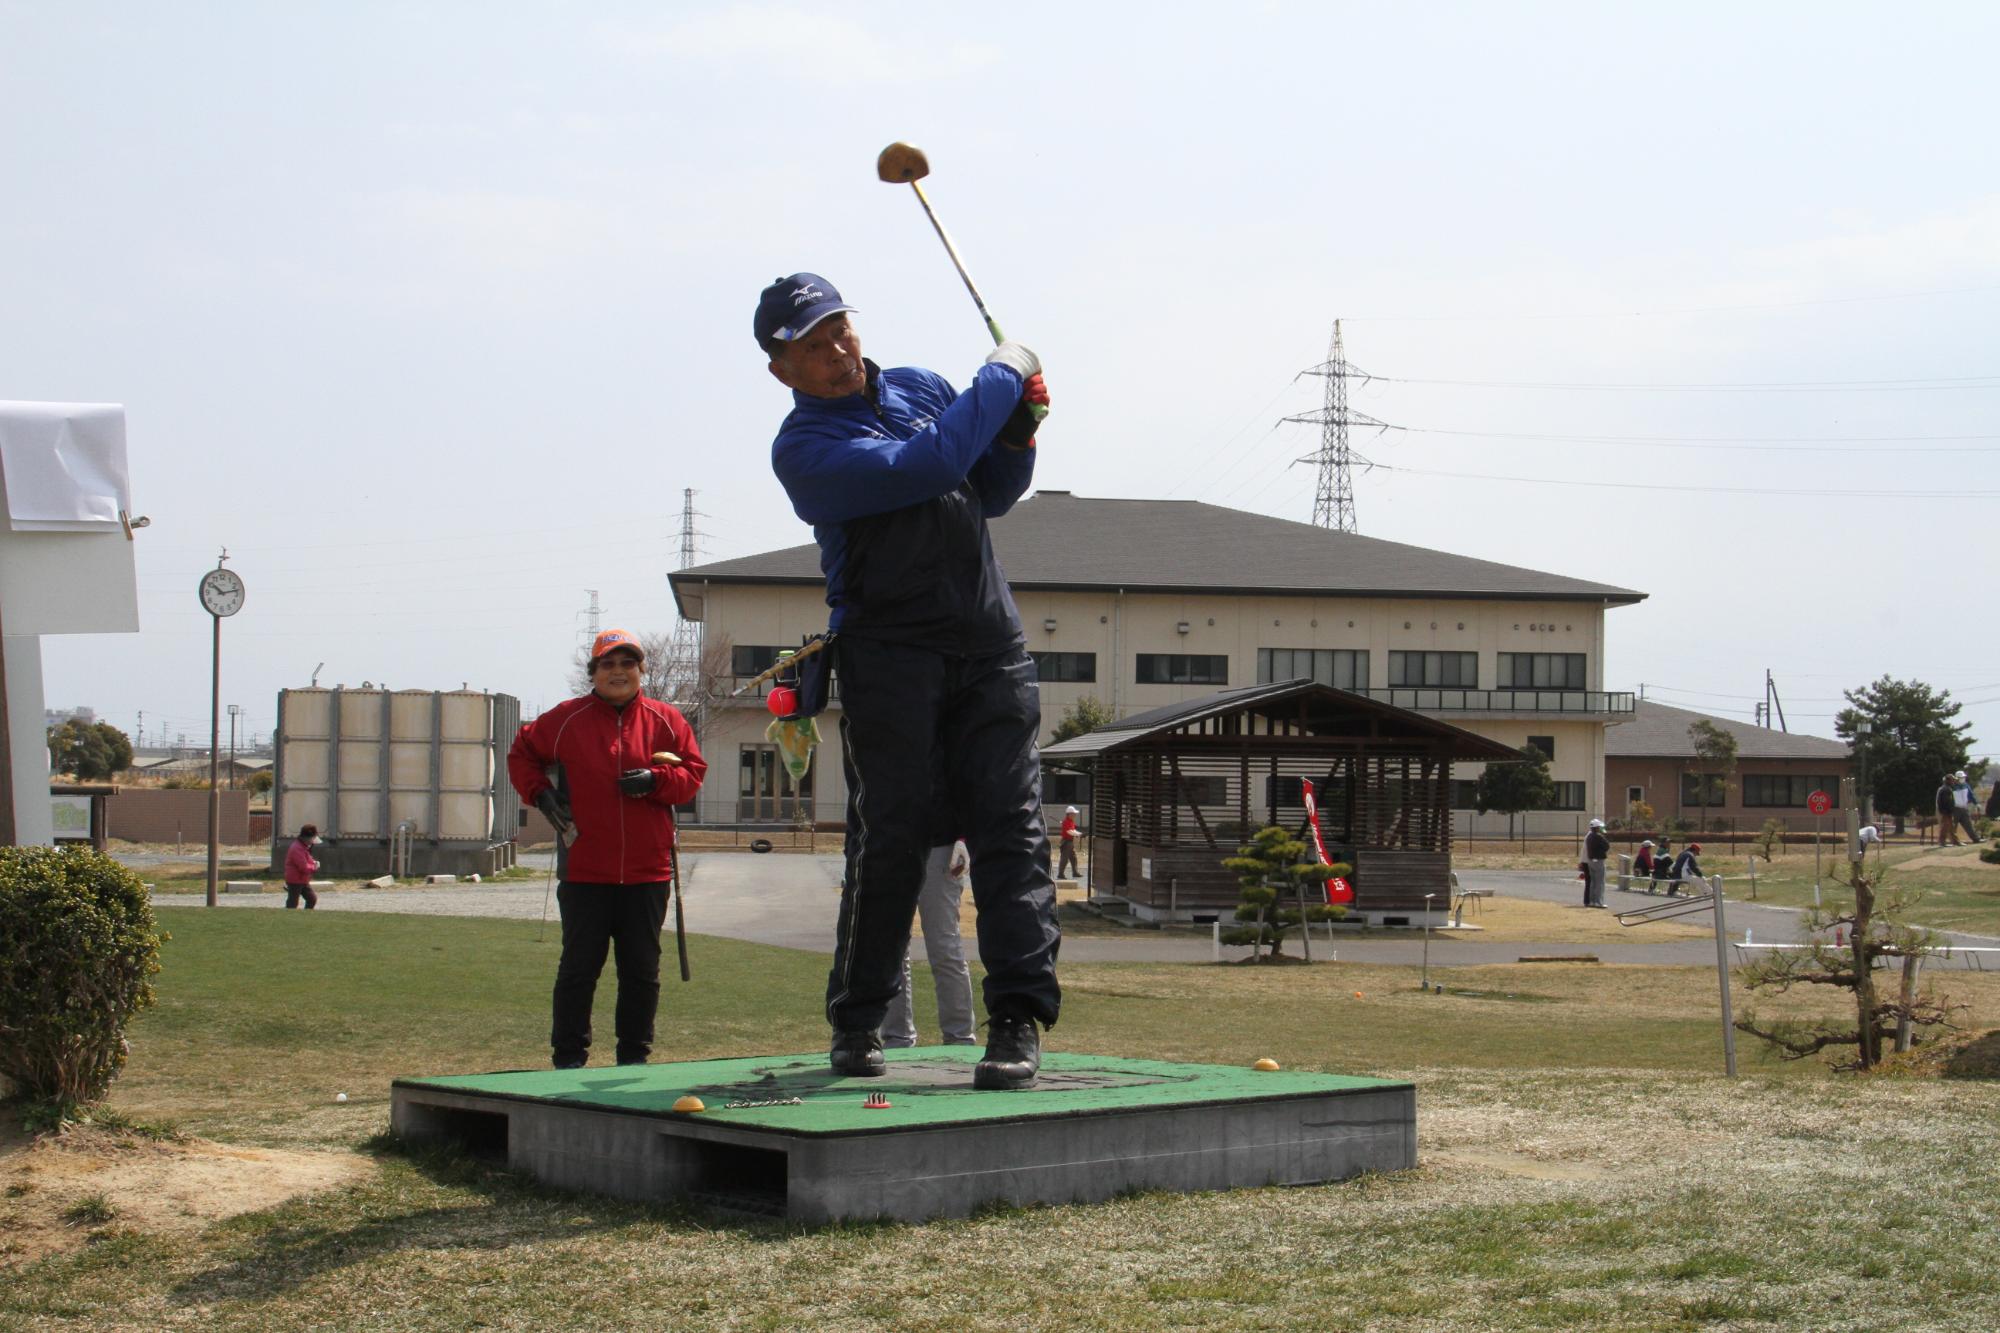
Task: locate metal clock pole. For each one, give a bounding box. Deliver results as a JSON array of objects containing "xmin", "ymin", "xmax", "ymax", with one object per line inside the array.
[{"xmin": 198, "ymin": 553, "xmax": 246, "ymax": 907}]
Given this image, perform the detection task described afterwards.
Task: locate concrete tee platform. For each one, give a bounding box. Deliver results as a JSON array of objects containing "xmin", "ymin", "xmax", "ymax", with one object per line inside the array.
[{"xmin": 391, "ymin": 1049, "xmax": 1415, "ymax": 1224}]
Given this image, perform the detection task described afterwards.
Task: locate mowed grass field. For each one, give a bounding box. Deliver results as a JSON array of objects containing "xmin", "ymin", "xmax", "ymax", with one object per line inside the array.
[{"xmin": 6, "ymin": 907, "xmax": 2000, "ymax": 1331}]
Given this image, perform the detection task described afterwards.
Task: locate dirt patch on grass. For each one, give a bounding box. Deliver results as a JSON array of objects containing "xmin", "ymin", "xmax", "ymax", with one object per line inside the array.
[{"xmin": 0, "ymin": 1122, "xmax": 370, "ymax": 1268}]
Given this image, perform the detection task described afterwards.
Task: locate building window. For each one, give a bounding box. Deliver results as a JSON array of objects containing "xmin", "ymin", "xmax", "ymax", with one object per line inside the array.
[
  {"xmin": 1680, "ymin": 773, "xmax": 1728, "ymax": 806},
  {"xmin": 1136, "ymin": 653, "xmax": 1229, "ymax": 685},
  {"xmin": 1497, "ymin": 652, "xmax": 1588, "ymax": 689},
  {"xmin": 1256, "ymin": 648, "xmax": 1369, "ymax": 690},
  {"xmin": 1029, "ymin": 651, "xmax": 1097, "ymax": 683},
  {"xmin": 1449, "ymin": 779, "xmax": 1481, "ymax": 809},
  {"xmin": 1742, "ymin": 774, "xmax": 1843, "ymax": 808},
  {"xmin": 1627, "ymin": 786, "xmax": 1644, "ymax": 804},
  {"xmin": 731, "ymin": 645, "xmax": 786, "ymax": 678},
  {"xmin": 1387, "ymin": 651, "xmax": 1477, "ymax": 688},
  {"xmin": 1041, "ymin": 771, "xmax": 1089, "ymax": 807},
  {"xmin": 1551, "ymin": 781, "xmax": 1586, "ymax": 811},
  {"xmin": 1527, "ymin": 735, "xmax": 1555, "ymax": 761}
]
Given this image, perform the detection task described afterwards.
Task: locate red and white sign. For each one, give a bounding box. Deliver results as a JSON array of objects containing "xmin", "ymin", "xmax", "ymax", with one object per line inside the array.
[
  {"xmin": 1807, "ymin": 789, "xmax": 1832, "ymax": 816},
  {"xmin": 1301, "ymin": 779, "xmax": 1355, "ymax": 905}
]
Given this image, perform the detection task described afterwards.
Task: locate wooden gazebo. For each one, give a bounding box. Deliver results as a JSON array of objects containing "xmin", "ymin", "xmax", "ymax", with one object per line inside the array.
[{"xmin": 1039, "ymin": 681, "xmax": 1519, "ymax": 924}]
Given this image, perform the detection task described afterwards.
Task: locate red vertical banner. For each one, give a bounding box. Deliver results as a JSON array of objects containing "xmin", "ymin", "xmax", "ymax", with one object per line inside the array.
[{"xmin": 1302, "ymin": 778, "xmax": 1354, "ymax": 905}]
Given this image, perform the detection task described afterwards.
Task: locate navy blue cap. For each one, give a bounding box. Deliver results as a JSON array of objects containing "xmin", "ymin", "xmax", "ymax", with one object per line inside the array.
[{"xmin": 754, "ymin": 273, "xmax": 856, "ymax": 350}]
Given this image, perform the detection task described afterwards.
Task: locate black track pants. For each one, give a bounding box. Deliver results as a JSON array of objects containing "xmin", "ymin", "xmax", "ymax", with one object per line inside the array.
[
  {"xmin": 551, "ymin": 881, "xmax": 669, "ymax": 1065},
  {"xmin": 827, "ymin": 637, "xmax": 1061, "ymax": 1032}
]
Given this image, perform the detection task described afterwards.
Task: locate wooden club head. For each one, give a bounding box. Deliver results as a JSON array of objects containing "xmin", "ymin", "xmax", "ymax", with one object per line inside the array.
[{"xmin": 876, "ymin": 141, "xmax": 930, "ymax": 184}]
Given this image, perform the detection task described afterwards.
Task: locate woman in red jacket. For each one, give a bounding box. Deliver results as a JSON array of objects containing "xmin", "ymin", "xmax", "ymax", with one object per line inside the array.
[
  {"xmin": 283, "ymin": 824, "xmax": 321, "ymax": 909},
  {"xmin": 508, "ymin": 630, "xmax": 707, "ymax": 1069}
]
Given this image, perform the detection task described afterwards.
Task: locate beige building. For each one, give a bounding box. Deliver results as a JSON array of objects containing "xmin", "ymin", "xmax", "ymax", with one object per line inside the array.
[
  {"xmin": 1605, "ymin": 700, "xmax": 1853, "ymax": 834},
  {"xmin": 668, "ymin": 492, "xmax": 1645, "ymax": 830}
]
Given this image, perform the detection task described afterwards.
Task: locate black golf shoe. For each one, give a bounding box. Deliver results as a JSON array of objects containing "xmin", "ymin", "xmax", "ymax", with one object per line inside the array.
[
  {"xmin": 829, "ymin": 1029, "xmax": 886, "ymax": 1077},
  {"xmin": 973, "ymin": 1016, "xmax": 1041, "ymax": 1091}
]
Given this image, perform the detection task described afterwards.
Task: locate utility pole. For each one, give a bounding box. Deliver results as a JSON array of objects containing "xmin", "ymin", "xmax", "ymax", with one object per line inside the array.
[
  {"xmin": 1285, "ymin": 320, "xmax": 1396, "ymax": 533},
  {"xmin": 227, "ymin": 704, "xmax": 241, "ymax": 789},
  {"xmin": 1765, "ymin": 669, "xmax": 1788, "ymax": 732},
  {"xmin": 137, "ymin": 709, "xmax": 145, "ymax": 749}
]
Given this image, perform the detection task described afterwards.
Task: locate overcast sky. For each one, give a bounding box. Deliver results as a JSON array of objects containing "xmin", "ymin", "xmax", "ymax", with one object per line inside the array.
[{"xmin": 4, "ymin": 2, "xmax": 1996, "ymax": 757}]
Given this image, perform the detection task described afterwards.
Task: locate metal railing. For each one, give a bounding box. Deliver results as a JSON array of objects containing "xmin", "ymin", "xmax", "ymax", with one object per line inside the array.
[{"xmin": 1353, "ymin": 688, "xmax": 1636, "ymax": 714}]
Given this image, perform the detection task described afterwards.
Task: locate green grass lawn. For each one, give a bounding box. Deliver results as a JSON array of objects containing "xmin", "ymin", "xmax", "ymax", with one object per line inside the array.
[
  {"xmin": 1718, "ymin": 842, "xmax": 2000, "ymax": 937},
  {"xmin": 6, "ymin": 907, "xmax": 2000, "ymax": 1330}
]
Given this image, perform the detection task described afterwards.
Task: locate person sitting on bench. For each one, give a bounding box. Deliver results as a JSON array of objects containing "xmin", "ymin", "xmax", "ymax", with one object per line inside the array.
[{"xmin": 1668, "ymin": 842, "xmax": 1704, "ymax": 895}]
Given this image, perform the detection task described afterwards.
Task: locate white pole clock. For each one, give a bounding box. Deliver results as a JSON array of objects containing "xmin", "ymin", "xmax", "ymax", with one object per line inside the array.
[{"xmin": 199, "ymin": 554, "xmax": 244, "ymax": 906}]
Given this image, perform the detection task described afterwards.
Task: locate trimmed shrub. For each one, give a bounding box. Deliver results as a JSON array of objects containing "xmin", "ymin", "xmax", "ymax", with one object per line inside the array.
[{"xmin": 0, "ymin": 847, "xmax": 164, "ymax": 1108}]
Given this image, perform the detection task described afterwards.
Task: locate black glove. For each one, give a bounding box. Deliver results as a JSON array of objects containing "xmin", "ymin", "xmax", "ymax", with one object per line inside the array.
[
  {"xmin": 619, "ymin": 767, "xmax": 657, "ymax": 797},
  {"xmin": 534, "ymin": 787, "xmax": 573, "ymax": 831},
  {"xmin": 997, "ymin": 396, "xmax": 1042, "ymax": 449}
]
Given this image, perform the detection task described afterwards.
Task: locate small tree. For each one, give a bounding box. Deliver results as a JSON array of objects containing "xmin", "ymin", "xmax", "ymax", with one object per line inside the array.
[
  {"xmin": 1218, "ymin": 826, "xmax": 1346, "ymax": 961},
  {"xmin": 1687, "ymin": 719, "xmax": 1737, "ymax": 834},
  {"xmin": 245, "ymin": 769, "xmax": 275, "ymax": 798},
  {"xmin": 1625, "ymin": 798, "xmax": 1657, "ymax": 830},
  {"xmin": 1755, "ymin": 817, "xmax": 1786, "ymax": 860},
  {"xmin": 1049, "ymin": 695, "xmax": 1116, "ymax": 746},
  {"xmin": 46, "ymin": 720, "xmax": 135, "ymax": 782},
  {"xmin": 1736, "ymin": 859, "xmax": 1959, "ymax": 1070},
  {"xmin": 1835, "ymin": 676, "xmax": 1976, "ymax": 834},
  {"xmin": 0, "ymin": 848, "xmax": 164, "ymax": 1111},
  {"xmin": 1474, "ymin": 747, "xmax": 1556, "ymax": 842}
]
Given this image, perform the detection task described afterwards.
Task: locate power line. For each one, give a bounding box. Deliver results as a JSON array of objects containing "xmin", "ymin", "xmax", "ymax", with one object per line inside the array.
[
  {"xmin": 1367, "ymin": 461, "xmax": 1998, "ymax": 500},
  {"xmin": 1395, "ymin": 425, "xmax": 2000, "ymax": 454},
  {"xmin": 1333, "ymin": 371, "xmax": 2000, "ymax": 393},
  {"xmin": 1341, "ymin": 281, "xmax": 2000, "ymax": 324}
]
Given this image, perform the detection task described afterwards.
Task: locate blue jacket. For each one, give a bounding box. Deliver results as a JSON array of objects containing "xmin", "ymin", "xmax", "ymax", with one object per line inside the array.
[{"xmin": 771, "ymin": 359, "xmax": 1035, "ymax": 655}]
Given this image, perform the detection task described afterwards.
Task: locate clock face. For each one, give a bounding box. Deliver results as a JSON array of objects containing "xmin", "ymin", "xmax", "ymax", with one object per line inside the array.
[{"xmin": 199, "ymin": 568, "xmax": 246, "ymax": 617}]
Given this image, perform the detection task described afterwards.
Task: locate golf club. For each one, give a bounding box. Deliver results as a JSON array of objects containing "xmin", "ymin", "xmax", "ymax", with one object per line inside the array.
[{"xmin": 876, "ymin": 140, "xmax": 1048, "ymax": 423}]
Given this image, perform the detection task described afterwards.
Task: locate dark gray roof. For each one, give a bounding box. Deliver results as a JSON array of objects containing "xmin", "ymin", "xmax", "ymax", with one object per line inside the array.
[
  {"xmin": 1038, "ymin": 679, "xmax": 1521, "ymax": 762},
  {"xmin": 671, "ymin": 491, "xmax": 1645, "ymax": 609},
  {"xmin": 1605, "ymin": 701, "xmax": 1851, "ymax": 760}
]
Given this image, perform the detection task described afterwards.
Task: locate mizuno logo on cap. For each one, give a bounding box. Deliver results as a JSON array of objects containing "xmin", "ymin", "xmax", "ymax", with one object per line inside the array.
[{"xmin": 792, "ymin": 285, "xmax": 824, "ymax": 305}]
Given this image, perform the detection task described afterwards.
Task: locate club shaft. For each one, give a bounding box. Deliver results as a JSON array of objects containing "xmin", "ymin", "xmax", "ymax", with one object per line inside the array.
[{"xmin": 909, "ymin": 181, "xmax": 1005, "ymax": 346}]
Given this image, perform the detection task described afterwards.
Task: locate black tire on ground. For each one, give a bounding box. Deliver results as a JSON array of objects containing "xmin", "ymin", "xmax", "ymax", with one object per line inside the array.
[{"xmin": 750, "ymin": 838, "xmax": 774, "ymax": 854}]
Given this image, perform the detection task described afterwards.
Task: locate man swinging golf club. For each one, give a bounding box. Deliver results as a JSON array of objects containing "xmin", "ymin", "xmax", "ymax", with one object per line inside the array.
[{"xmin": 756, "ymin": 272, "xmax": 1060, "ymax": 1090}]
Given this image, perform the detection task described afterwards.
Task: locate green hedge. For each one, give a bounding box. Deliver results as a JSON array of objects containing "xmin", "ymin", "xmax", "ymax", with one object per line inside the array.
[{"xmin": 0, "ymin": 847, "xmax": 164, "ymax": 1108}]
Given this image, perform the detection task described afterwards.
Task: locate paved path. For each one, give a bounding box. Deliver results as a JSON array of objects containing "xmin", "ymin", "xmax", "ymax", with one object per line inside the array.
[{"xmin": 148, "ymin": 854, "xmax": 2000, "ymax": 968}]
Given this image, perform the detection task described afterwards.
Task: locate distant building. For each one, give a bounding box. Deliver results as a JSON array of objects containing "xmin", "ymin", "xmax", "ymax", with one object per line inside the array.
[
  {"xmin": 1604, "ymin": 701, "xmax": 1853, "ymax": 832},
  {"xmin": 669, "ymin": 491, "xmax": 1645, "ymax": 829},
  {"xmin": 43, "ymin": 706, "xmax": 96, "ymax": 729}
]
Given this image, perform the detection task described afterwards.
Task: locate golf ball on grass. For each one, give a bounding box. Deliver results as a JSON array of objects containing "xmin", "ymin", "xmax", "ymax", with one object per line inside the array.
[{"xmin": 335, "ymin": 1092, "xmax": 348, "ymax": 1103}]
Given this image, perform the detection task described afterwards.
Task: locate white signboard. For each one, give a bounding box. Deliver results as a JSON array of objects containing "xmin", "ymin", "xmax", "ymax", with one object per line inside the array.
[
  {"xmin": 0, "ymin": 402, "xmax": 129, "ymax": 531},
  {"xmin": 1140, "ymin": 857, "xmax": 1152, "ymax": 881},
  {"xmin": 0, "ymin": 403, "xmax": 139, "ymax": 635}
]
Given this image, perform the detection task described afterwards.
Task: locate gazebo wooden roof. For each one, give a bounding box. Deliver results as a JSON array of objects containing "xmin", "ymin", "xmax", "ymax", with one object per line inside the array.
[{"xmin": 1041, "ymin": 681, "xmax": 1519, "ymax": 921}]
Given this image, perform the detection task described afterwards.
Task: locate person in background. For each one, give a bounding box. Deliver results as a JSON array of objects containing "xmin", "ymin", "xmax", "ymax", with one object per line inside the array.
[
  {"xmin": 1949, "ymin": 770, "xmax": 1979, "ymax": 846},
  {"xmin": 1632, "ymin": 839, "xmax": 1657, "ymax": 879},
  {"xmin": 1057, "ymin": 805, "xmax": 1081, "ymax": 879},
  {"xmin": 882, "ymin": 838, "xmax": 976, "ymax": 1049},
  {"xmin": 507, "ymin": 630, "xmax": 707, "ymax": 1070},
  {"xmin": 1583, "ymin": 818, "xmax": 1610, "ymax": 908},
  {"xmin": 1935, "ymin": 775, "xmax": 1960, "ymax": 847},
  {"xmin": 1986, "ymin": 775, "xmax": 2000, "ymax": 823},
  {"xmin": 284, "ymin": 824, "xmax": 321, "ymax": 910},
  {"xmin": 1669, "ymin": 841, "xmax": 1704, "ymax": 894}
]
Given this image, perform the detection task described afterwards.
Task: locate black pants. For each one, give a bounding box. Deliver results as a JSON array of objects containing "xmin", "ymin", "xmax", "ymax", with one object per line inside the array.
[
  {"xmin": 1057, "ymin": 840, "xmax": 1079, "ymax": 877},
  {"xmin": 828, "ymin": 637, "xmax": 1061, "ymax": 1033},
  {"xmin": 284, "ymin": 882, "xmax": 317, "ymax": 909},
  {"xmin": 551, "ymin": 881, "xmax": 669, "ymax": 1066}
]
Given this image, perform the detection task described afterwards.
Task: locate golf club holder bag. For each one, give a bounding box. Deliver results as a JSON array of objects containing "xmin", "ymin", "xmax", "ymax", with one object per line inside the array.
[{"xmin": 775, "ymin": 634, "xmax": 835, "ymax": 721}]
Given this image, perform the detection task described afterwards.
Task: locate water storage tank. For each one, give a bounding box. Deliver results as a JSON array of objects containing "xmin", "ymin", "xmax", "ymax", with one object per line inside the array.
[{"xmin": 271, "ymin": 687, "xmax": 522, "ymax": 877}]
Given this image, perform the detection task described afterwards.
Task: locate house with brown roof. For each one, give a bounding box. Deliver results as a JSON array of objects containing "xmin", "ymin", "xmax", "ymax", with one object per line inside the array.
[
  {"xmin": 668, "ymin": 491, "xmax": 1646, "ymax": 829},
  {"xmin": 1604, "ymin": 700, "xmax": 1853, "ymax": 833}
]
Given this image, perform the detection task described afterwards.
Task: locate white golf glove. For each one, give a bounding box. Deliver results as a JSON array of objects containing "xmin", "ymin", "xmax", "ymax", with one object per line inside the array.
[{"xmin": 985, "ymin": 341, "xmax": 1040, "ymax": 381}]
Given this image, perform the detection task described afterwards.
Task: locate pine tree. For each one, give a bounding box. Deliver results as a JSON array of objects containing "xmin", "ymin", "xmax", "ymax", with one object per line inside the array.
[
  {"xmin": 1835, "ymin": 677, "xmax": 1974, "ymax": 834},
  {"xmin": 1218, "ymin": 825, "xmax": 1347, "ymax": 961}
]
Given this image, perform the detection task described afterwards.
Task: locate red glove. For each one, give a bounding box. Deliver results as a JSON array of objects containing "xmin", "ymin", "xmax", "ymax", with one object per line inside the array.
[{"xmin": 1022, "ymin": 373, "xmax": 1050, "ymax": 407}]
